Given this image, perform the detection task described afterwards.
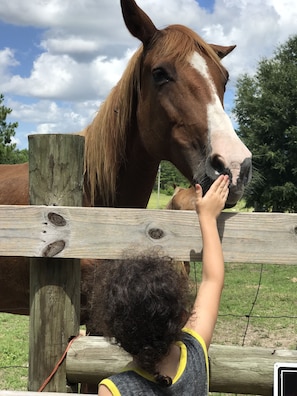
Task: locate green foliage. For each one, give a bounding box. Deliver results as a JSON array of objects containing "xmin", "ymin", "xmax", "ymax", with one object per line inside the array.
[
  {"xmin": 3, "ymin": 148, "xmax": 29, "ymax": 164},
  {"xmin": 153, "ymin": 160, "xmax": 189, "ymax": 195},
  {"xmin": 0, "ymin": 93, "xmax": 28, "ymax": 164},
  {"xmin": 233, "ymin": 36, "xmax": 297, "ymax": 212}
]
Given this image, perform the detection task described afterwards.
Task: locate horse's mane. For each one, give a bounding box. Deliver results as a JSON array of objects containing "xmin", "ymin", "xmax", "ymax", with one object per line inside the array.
[
  {"xmin": 81, "ymin": 48, "xmax": 142, "ymax": 206},
  {"xmin": 82, "ymin": 24, "xmax": 223, "ymax": 206}
]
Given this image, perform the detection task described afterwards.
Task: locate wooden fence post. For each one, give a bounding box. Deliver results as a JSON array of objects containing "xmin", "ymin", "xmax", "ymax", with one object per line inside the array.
[{"xmin": 28, "ymin": 134, "xmax": 84, "ymax": 392}]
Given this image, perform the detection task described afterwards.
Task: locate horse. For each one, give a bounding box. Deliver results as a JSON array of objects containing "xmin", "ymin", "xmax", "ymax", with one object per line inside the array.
[
  {"xmin": 0, "ymin": 0, "xmax": 252, "ymax": 361},
  {"xmin": 164, "ymin": 185, "xmax": 196, "ymax": 276},
  {"xmin": 166, "ymin": 185, "xmax": 197, "ymax": 210}
]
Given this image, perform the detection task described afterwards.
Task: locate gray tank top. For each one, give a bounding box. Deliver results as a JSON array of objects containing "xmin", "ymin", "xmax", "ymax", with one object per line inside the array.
[{"xmin": 99, "ymin": 328, "xmax": 209, "ymax": 395}]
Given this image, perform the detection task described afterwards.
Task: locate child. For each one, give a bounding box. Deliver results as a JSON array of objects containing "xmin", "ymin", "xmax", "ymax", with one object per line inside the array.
[{"xmin": 98, "ymin": 174, "xmax": 230, "ymax": 395}]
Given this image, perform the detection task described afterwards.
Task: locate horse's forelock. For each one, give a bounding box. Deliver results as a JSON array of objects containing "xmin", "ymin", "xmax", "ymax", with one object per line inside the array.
[
  {"xmin": 157, "ymin": 25, "xmax": 224, "ymax": 73},
  {"xmin": 84, "ymin": 49, "xmax": 142, "ymax": 206}
]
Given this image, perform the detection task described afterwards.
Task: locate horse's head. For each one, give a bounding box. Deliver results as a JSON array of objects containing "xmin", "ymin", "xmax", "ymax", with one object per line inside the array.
[{"xmin": 121, "ymin": 0, "xmax": 252, "ymax": 208}]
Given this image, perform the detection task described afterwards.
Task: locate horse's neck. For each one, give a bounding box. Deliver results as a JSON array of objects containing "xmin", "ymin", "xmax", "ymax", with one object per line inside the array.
[
  {"xmin": 94, "ymin": 140, "xmax": 159, "ymax": 208},
  {"xmin": 116, "ymin": 138, "xmax": 160, "ymax": 208}
]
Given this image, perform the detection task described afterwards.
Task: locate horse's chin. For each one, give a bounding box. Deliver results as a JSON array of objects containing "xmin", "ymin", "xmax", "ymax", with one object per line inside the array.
[{"xmin": 226, "ymin": 185, "xmax": 245, "ymax": 208}]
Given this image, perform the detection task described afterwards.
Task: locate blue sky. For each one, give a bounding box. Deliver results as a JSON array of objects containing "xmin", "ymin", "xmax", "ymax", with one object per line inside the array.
[
  {"xmin": 0, "ymin": 22, "xmax": 43, "ymax": 77},
  {"xmin": 0, "ymin": 0, "xmax": 296, "ymax": 149},
  {"xmin": 199, "ymin": 0, "xmax": 215, "ymax": 12}
]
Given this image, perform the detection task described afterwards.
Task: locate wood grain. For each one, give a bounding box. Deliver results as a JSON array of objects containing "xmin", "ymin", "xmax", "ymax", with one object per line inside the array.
[{"xmin": 0, "ymin": 206, "xmax": 296, "ymax": 264}]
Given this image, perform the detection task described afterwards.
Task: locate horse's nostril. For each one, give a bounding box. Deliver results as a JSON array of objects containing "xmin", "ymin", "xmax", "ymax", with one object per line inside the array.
[
  {"xmin": 205, "ymin": 154, "xmax": 231, "ymax": 183},
  {"xmin": 206, "ymin": 155, "xmax": 251, "ymax": 186},
  {"xmin": 210, "ymin": 155, "xmax": 226, "ymax": 175}
]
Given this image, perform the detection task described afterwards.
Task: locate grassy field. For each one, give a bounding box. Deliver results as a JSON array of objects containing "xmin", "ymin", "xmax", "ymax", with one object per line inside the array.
[
  {"xmin": 1, "ymin": 194, "xmax": 296, "ymax": 393},
  {"xmin": 147, "ymin": 191, "xmax": 172, "ymax": 209},
  {"xmin": 0, "ymin": 314, "xmax": 29, "ymax": 390}
]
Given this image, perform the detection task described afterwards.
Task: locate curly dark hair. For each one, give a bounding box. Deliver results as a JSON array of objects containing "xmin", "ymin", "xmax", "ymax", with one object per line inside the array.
[{"xmin": 98, "ymin": 249, "xmax": 192, "ymax": 386}]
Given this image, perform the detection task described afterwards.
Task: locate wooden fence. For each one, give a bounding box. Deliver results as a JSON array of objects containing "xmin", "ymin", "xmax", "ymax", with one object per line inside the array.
[{"xmin": 0, "ymin": 134, "xmax": 297, "ymax": 395}]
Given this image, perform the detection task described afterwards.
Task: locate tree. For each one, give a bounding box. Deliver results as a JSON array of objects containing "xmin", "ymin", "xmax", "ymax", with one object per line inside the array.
[
  {"xmin": 0, "ymin": 93, "xmax": 28, "ymax": 163},
  {"xmin": 233, "ymin": 35, "xmax": 297, "ymax": 212},
  {"xmin": 153, "ymin": 161, "xmax": 189, "ymax": 195}
]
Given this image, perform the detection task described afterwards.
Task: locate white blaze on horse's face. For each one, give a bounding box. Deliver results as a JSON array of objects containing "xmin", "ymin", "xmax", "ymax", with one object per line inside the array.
[{"xmin": 189, "ymin": 52, "xmax": 252, "ymax": 187}]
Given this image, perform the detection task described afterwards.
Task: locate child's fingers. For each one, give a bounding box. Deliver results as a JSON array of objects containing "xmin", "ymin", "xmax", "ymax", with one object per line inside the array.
[
  {"xmin": 211, "ymin": 175, "xmax": 224, "ymax": 191},
  {"xmin": 195, "ymin": 184, "xmax": 203, "ymax": 199},
  {"xmin": 207, "ymin": 175, "xmax": 230, "ymax": 207},
  {"xmin": 220, "ymin": 177, "xmax": 230, "ymax": 195},
  {"xmin": 208, "ymin": 175, "xmax": 229, "ymax": 194}
]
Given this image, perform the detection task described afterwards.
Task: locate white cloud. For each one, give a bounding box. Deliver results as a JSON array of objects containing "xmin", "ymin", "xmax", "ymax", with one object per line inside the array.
[
  {"xmin": 1, "ymin": 48, "xmax": 135, "ymax": 101},
  {"xmin": 0, "ymin": 48, "xmax": 19, "ymax": 75},
  {"xmin": 200, "ymin": 0, "xmax": 285, "ymax": 78},
  {"xmin": 40, "ymin": 37, "xmax": 100, "ymax": 57},
  {"xmin": 8, "ymin": 98, "xmax": 99, "ymax": 129}
]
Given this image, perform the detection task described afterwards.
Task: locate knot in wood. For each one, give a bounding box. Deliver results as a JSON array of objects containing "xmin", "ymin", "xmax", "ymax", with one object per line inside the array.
[
  {"xmin": 42, "ymin": 240, "xmax": 66, "ymax": 257},
  {"xmin": 294, "ymin": 226, "xmax": 297, "ymax": 235},
  {"xmin": 48, "ymin": 212, "xmax": 67, "ymax": 226},
  {"xmin": 148, "ymin": 227, "xmax": 164, "ymax": 240}
]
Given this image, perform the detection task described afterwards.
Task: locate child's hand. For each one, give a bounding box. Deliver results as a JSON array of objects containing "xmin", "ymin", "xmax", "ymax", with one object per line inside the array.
[{"xmin": 195, "ymin": 175, "xmax": 230, "ymax": 220}]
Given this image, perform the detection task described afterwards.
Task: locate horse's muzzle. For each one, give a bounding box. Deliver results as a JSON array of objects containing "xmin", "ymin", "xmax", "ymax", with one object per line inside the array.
[{"xmin": 198, "ymin": 156, "xmax": 252, "ymax": 207}]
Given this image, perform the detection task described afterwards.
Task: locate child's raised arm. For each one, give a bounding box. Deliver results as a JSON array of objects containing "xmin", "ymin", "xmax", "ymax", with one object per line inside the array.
[{"xmin": 185, "ymin": 174, "xmax": 229, "ymax": 349}]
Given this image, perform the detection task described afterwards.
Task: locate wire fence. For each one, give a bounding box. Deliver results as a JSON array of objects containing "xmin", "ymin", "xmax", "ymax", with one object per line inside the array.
[{"xmin": 192, "ymin": 261, "xmax": 297, "ymax": 350}]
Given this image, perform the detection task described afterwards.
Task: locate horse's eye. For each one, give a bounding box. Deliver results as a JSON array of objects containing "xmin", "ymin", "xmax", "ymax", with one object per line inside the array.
[{"xmin": 152, "ymin": 68, "xmax": 171, "ymax": 85}]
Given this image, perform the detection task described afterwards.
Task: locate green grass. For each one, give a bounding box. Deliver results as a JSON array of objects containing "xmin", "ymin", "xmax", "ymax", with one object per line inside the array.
[
  {"xmin": 0, "ymin": 314, "xmax": 29, "ymax": 390},
  {"xmin": 190, "ymin": 262, "xmax": 297, "ymax": 350},
  {"xmin": 147, "ymin": 191, "xmax": 172, "ymax": 209}
]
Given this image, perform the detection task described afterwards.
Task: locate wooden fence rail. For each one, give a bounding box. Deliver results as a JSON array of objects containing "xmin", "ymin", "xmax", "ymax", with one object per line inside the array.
[{"xmin": 0, "ymin": 205, "xmax": 297, "ymax": 264}]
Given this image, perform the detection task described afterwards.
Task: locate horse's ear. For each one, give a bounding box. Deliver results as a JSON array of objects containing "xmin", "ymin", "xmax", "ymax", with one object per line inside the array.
[
  {"xmin": 210, "ymin": 44, "xmax": 236, "ymax": 59},
  {"xmin": 120, "ymin": 0, "xmax": 158, "ymax": 46}
]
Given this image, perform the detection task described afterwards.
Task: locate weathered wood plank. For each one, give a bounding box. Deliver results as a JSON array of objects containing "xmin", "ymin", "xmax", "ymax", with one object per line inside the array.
[
  {"xmin": 0, "ymin": 207, "xmax": 297, "ymax": 264},
  {"xmin": 66, "ymin": 336, "xmax": 130, "ymax": 383},
  {"xmin": 28, "ymin": 134, "xmax": 84, "ymax": 393},
  {"xmin": 66, "ymin": 336, "xmax": 297, "ymax": 395}
]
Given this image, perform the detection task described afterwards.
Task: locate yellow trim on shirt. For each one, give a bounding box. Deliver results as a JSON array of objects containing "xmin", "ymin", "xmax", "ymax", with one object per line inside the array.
[
  {"xmin": 99, "ymin": 378, "xmax": 121, "ymax": 396},
  {"xmin": 182, "ymin": 327, "xmax": 209, "ymax": 384},
  {"xmin": 120, "ymin": 339, "xmax": 188, "ymax": 385},
  {"xmin": 174, "ymin": 340, "xmax": 187, "ymax": 383}
]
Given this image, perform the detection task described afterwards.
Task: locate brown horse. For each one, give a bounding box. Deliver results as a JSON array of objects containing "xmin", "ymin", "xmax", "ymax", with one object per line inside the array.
[
  {"xmin": 166, "ymin": 185, "xmax": 197, "ymax": 210},
  {"xmin": 0, "ymin": 0, "xmax": 252, "ymax": 333},
  {"xmin": 165, "ymin": 185, "xmax": 197, "ymax": 276}
]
